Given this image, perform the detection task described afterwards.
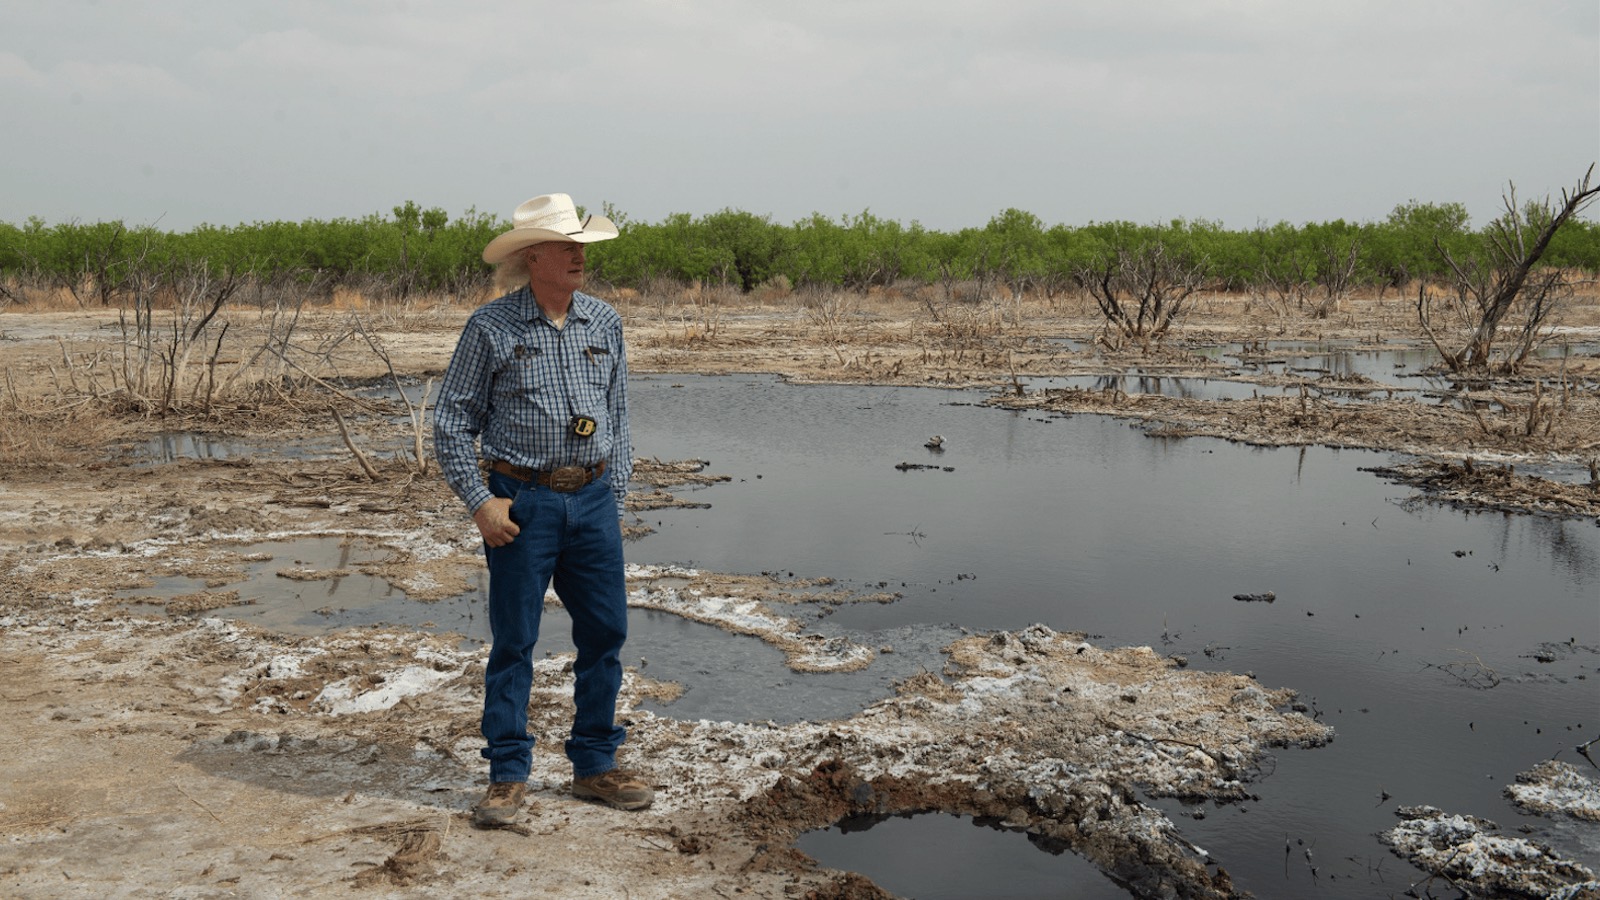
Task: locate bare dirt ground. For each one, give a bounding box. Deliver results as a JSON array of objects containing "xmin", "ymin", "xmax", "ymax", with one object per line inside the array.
[{"xmin": 3, "ymin": 289, "xmax": 1598, "ymax": 898}]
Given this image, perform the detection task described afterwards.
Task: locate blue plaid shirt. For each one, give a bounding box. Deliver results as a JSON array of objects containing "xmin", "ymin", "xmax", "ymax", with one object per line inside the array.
[{"xmin": 433, "ymin": 286, "xmax": 631, "ymax": 517}]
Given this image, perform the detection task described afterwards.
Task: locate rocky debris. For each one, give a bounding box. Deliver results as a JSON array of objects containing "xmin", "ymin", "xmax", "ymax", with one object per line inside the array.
[
  {"xmin": 1231, "ymin": 592, "xmax": 1275, "ymax": 603},
  {"xmin": 1507, "ymin": 760, "xmax": 1600, "ymax": 822},
  {"xmin": 1380, "ymin": 805, "xmax": 1596, "ymax": 898},
  {"xmin": 618, "ymin": 458, "xmax": 732, "ymax": 524},
  {"xmin": 187, "ymin": 504, "xmax": 274, "ymax": 537}
]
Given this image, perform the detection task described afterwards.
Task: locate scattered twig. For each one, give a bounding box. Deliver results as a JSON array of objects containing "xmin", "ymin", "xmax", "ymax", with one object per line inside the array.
[
  {"xmin": 0, "ymin": 817, "xmax": 69, "ymax": 831},
  {"xmin": 1577, "ymin": 734, "xmax": 1599, "ymax": 772},
  {"xmin": 1421, "ymin": 650, "xmax": 1501, "ymax": 689},
  {"xmin": 348, "ymin": 312, "xmax": 430, "ymax": 475},
  {"xmin": 885, "ymin": 525, "xmax": 926, "ymax": 546},
  {"xmin": 1403, "ymin": 845, "xmax": 1465, "ymax": 898},
  {"xmin": 172, "ymin": 781, "xmax": 223, "ymax": 824},
  {"xmin": 333, "ymin": 408, "xmax": 381, "ymax": 482}
]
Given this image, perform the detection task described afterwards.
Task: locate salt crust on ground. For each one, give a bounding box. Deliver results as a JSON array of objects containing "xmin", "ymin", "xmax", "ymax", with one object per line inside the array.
[
  {"xmin": 1, "ymin": 608, "xmax": 1328, "ymax": 898},
  {"xmin": 1381, "ymin": 804, "xmax": 1598, "ymax": 899},
  {"xmin": 9, "ymin": 521, "xmax": 877, "ymax": 676},
  {"xmin": 1507, "ymin": 760, "xmax": 1600, "ymax": 823}
]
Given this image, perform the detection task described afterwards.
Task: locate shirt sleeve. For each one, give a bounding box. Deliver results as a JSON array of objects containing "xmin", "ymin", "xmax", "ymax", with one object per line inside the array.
[
  {"xmin": 606, "ymin": 320, "xmax": 632, "ymax": 519},
  {"xmin": 433, "ymin": 316, "xmax": 495, "ymax": 514}
]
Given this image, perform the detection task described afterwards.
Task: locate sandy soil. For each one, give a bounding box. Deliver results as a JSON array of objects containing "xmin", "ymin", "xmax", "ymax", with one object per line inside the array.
[{"xmin": 3, "ymin": 293, "xmax": 1598, "ymax": 898}]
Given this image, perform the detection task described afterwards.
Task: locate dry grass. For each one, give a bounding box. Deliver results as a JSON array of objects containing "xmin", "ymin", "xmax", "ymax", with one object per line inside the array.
[
  {"xmin": 0, "ymin": 281, "xmax": 94, "ymax": 312},
  {"xmin": 4, "ymin": 278, "xmax": 1597, "ymax": 469},
  {"xmin": 327, "ymin": 287, "xmax": 369, "ymax": 310},
  {"xmin": 0, "ymin": 303, "xmax": 423, "ymax": 457}
]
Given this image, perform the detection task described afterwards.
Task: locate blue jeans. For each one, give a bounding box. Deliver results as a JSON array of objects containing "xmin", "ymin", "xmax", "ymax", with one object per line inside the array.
[{"xmin": 480, "ymin": 470, "xmax": 628, "ymax": 782}]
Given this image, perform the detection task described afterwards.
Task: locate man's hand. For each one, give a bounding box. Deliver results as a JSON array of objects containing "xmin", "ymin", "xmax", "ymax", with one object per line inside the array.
[{"xmin": 473, "ymin": 497, "xmax": 520, "ymax": 547}]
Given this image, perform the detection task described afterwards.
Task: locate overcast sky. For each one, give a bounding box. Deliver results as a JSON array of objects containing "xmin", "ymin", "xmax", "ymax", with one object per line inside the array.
[{"xmin": 4, "ymin": 1, "xmax": 1597, "ymax": 233}]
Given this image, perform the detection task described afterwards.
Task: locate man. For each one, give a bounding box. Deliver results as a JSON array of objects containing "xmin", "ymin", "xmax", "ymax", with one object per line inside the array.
[{"xmin": 433, "ymin": 192, "xmax": 650, "ymax": 826}]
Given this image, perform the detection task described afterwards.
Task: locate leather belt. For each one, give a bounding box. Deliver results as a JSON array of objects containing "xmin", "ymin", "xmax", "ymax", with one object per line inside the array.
[{"xmin": 487, "ymin": 459, "xmax": 606, "ymax": 492}]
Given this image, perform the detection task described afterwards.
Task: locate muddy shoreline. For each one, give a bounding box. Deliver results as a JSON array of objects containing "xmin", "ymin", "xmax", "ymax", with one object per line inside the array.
[{"xmin": 3, "ymin": 297, "xmax": 1598, "ymax": 898}]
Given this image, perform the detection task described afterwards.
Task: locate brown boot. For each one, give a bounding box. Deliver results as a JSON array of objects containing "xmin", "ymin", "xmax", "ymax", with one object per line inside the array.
[
  {"xmin": 472, "ymin": 781, "xmax": 526, "ymax": 827},
  {"xmin": 572, "ymin": 768, "xmax": 654, "ymax": 811}
]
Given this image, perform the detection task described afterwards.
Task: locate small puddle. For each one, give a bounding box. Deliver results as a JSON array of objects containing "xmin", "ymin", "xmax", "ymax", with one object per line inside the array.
[
  {"xmin": 115, "ymin": 531, "xmax": 955, "ymax": 723},
  {"xmin": 1218, "ymin": 341, "xmax": 1437, "ymax": 381},
  {"xmin": 116, "ymin": 377, "xmax": 436, "ymax": 464},
  {"xmin": 121, "ymin": 433, "xmax": 344, "ymax": 464},
  {"xmin": 118, "ymin": 537, "xmax": 405, "ymax": 631},
  {"xmin": 798, "ymin": 813, "xmax": 1129, "ymax": 900},
  {"xmin": 1203, "ymin": 338, "xmax": 1600, "ymax": 382}
]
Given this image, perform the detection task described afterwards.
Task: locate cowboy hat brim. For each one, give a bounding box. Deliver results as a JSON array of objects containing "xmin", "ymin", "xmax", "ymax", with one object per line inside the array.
[{"xmin": 481, "ymin": 215, "xmax": 619, "ymax": 264}]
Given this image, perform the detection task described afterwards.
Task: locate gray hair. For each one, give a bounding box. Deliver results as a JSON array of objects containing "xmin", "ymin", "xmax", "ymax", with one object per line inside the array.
[{"xmin": 492, "ymin": 246, "xmax": 535, "ymax": 294}]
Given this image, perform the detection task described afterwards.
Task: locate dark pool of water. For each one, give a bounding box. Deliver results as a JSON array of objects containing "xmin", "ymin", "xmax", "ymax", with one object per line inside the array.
[
  {"xmin": 621, "ymin": 374, "xmax": 1600, "ymax": 899},
  {"xmin": 799, "ymin": 812, "xmax": 1130, "ymax": 899}
]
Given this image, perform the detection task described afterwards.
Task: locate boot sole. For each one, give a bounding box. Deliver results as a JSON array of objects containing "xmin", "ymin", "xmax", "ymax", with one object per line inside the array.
[
  {"xmin": 472, "ymin": 809, "xmax": 522, "ymax": 827},
  {"xmin": 572, "ymin": 786, "xmax": 653, "ymax": 810}
]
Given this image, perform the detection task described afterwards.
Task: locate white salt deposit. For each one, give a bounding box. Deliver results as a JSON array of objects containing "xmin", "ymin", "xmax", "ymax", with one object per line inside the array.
[
  {"xmin": 1506, "ymin": 760, "xmax": 1600, "ymax": 822},
  {"xmin": 1383, "ymin": 805, "xmax": 1595, "ymax": 897},
  {"xmin": 313, "ymin": 664, "xmax": 456, "ymax": 715}
]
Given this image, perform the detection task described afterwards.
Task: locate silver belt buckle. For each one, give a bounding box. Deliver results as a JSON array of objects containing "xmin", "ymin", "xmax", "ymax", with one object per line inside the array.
[{"xmin": 548, "ymin": 465, "xmax": 588, "ymax": 492}]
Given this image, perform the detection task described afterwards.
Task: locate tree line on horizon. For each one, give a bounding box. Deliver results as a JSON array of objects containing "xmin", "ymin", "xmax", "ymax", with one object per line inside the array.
[{"xmin": 2, "ymin": 196, "xmax": 1598, "ymax": 306}]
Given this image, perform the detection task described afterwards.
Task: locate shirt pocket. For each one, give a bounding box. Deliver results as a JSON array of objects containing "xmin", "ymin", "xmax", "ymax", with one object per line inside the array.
[
  {"xmin": 581, "ymin": 345, "xmax": 617, "ymax": 391},
  {"xmin": 490, "ymin": 348, "xmax": 544, "ymax": 405}
]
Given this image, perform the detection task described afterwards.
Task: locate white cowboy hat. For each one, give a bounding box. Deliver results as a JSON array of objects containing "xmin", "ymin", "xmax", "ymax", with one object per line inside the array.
[{"xmin": 481, "ymin": 193, "xmax": 619, "ymax": 263}]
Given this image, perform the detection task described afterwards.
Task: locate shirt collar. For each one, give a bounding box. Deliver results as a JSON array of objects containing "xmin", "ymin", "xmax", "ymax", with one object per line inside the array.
[{"xmin": 514, "ymin": 286, "xmax": 595, "ymax": 326}]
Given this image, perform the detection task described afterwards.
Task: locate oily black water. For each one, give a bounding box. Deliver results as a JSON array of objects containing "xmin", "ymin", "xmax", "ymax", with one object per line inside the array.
[{"xmin": 622, "ymin": 374, "xmax": 1598, "ymax": 900}]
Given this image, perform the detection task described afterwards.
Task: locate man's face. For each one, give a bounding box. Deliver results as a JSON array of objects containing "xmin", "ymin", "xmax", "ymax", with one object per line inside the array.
[{"xmin": 525, "ymin": 241, "xmax": 586, "ymax": 294}]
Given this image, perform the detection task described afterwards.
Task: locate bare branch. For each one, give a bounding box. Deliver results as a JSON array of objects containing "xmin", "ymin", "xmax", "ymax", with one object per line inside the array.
[{"xmin": 332, "ymin": 408, "xmax": 381, "ymax": 482}]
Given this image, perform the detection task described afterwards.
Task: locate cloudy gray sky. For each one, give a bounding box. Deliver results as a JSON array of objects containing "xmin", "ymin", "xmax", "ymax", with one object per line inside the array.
[{"xmin": 4, "ymin": 0, "xmax": 1597, "ymax": 232}]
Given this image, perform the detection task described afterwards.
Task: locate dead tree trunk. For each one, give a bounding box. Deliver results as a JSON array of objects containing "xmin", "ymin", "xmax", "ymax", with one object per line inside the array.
[
  {"xmin": 1420, "ymin": 165, "xmax": 1600, "ymax": 375},
  {"xmin": 1310, "ymin": 238, "xmax": 1361, "ymax": 320},
  {"xmin": 1078, "ymin": 243, "xmax": 1207, "ymax": 351}
]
